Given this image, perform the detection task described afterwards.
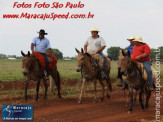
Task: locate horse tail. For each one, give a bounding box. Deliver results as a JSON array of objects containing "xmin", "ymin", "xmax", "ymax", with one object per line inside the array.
[
  {"xmin": 108, "ymin": 77, "xmax": 112, "ymax": 92},
  {"xmin": 56, "ymin": 70, "xmax": 62, "ymax": 98},
  {"xmin": 57, "ymin": 70, "xmax": 61, "ymax": 88}
]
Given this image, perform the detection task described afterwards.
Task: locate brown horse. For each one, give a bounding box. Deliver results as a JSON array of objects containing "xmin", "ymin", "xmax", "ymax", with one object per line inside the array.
[
  {"xmin": 118, "ymin": 49, "xmax": 138, "ymax": 108},
  {"xmin": 75, "ymin": 48, "xmax": 112, "ymax": 104},
  {"xmin": 21, "ymin": 51, "xmax": 61, "ymax": 101},
  {"xmin": 120, "ymin": 51, "xmax": 151, "ymax": 113}
]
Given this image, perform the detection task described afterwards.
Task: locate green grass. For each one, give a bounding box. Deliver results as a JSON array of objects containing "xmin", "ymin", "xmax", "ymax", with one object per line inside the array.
[
  {"xmin": 0, "ymin": 59, "xmax": 119, "ymax": 81},
  {"xmin": 0, "ymin": 59, "xmax": 162, "ymax": 81}
]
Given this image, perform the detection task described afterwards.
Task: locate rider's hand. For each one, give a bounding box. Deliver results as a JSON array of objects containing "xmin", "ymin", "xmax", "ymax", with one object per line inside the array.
[
  {"xmin": 135, "ymin": 56, "xmax": 141, "ymax": 60},
  {"xmin": 32, "ymin": 50, "xmax": 35, "ymax": 54},
  {"xmin": 92, "ymin": 51, "xmax": 97, "ymax": 55}
]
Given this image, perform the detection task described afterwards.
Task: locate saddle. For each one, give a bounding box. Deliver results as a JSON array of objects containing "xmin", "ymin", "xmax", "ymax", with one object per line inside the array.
[
  {"xmin": 90, "ymin": 53, "xmax": 111, "ymax": 71},
  {"xmin": 31, "ymin": 52, "xmax": 57, "ymax": 69},
  {"xmin": 136, "ymin": 63, "xmax": 156, "ymax": 83}
]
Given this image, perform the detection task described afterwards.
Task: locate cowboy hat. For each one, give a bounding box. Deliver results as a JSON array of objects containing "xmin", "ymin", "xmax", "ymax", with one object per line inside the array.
[
  {"xmin": 127, "ymin": 36, "xmax": 135, "ymax": 40},
  {"xmin": 89, "ymin": 27, "xmax": 100, "ymax": 32},
  {"xmin": 133, "ymin": 36, "xmax": 144, "ymax": 43},
  {"xmin": 37, "ymin": 29, "xmax": 48, "ymax": 35}
]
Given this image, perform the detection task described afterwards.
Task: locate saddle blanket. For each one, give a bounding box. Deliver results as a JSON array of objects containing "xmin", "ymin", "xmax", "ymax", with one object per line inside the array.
[{"xmin": 31, "ymin": 52, "xmax": 57, "ymax": 69}]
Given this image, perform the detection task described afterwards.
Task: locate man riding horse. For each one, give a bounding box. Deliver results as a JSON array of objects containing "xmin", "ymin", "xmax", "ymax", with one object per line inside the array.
[
  {"xmin": 84, "ymin": 27, "xmax": 107, "ymax": 79},
  {"xmin": 31, "ymin": 29, "xmax": 52, "ymax": 79},
  {"xmin": 131, "ymin": 37, "xmax": 154, "ymax": 91},
  {"xmin": 119, "ymin": 36, "xmax": 135, "ymax": 89}
]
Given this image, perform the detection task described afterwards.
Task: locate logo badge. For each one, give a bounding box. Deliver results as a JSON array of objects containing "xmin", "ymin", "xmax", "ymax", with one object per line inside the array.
[{"xmin": 2, "ymin": 105, "xmax": 33, "ymax": 121}]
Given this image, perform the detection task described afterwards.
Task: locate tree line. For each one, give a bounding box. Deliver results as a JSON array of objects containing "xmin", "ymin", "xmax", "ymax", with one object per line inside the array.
[{"xmin": 0, "ymin": 47, "xmax": 163, "ymax": 61}]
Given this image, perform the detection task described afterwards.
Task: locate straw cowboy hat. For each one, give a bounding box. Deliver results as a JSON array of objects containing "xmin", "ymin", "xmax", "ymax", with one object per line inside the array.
[
  {"xmin": 134, "ymin": 36, "xmax": 144, "ymax": 43},
  {"xmin": 37, "ymin": 29, "xmax": 48, "ymax": 35},
  {"xmin": 127, "ymin": 36, "xmax": 135, "ymax": 40},
  {"xmin": 90, "ymin": 27, "xmax": 100, "ymax": 32}
]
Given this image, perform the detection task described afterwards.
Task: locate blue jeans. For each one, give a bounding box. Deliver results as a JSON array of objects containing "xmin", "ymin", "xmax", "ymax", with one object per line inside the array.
[
  {"xmin": 121, "ymin": 78, "xmax": 125, "ymax": 85},
  {"xmin": 41, "ymin": 53, "xmax": 49, "ymax": 76},
  {"xmin": 97, "ymin": 52, "xmax": 106, "ymax": 74},
  {"xmin": 142, "ymin": 61, "xmax": 153, "ymax": 87}
]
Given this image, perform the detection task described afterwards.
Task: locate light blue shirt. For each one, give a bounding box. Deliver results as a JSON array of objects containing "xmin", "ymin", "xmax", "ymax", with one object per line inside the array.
[{"xmin": 32, "ymin": 37, "xmax": 51, "ymax": 53}]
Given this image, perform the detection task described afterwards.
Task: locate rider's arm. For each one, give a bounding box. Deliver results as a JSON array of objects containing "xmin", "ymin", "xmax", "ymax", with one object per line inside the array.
[
  {"xmin": 84, "ymin": 45, "xmax": 87, "ymax": 53},
  {"xmin": 137, "ymin": 53, "xmax": 148, "ymax": 59},
  {"xmin": 96, "ymin": 46, "xmax": 106, "ymax": 53},
  {"xmin": 48, "ymin": 48, "xmax": 52, "ymax": 58},
  {"xmin": 31, "ymin": 43, "xmax": 35, "ymax": 54}
]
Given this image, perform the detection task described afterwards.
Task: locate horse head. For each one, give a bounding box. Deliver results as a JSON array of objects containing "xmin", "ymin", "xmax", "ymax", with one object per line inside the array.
[
  {"xmin": 120, "ymin": 50, "xmax": 132, "ymax": 75},
  {"xmin": 75, "ymin": 48, "xmax": 91, "ymax": 72},
  {"xmin": 21, "ymin": 51, "xmax": 32, "ymax": 76}
]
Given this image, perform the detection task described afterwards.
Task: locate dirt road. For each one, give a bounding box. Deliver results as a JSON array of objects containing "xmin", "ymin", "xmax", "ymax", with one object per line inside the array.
[{"xmin": 0, "ymin": 80, "xmax": 162, "ymax": 122}]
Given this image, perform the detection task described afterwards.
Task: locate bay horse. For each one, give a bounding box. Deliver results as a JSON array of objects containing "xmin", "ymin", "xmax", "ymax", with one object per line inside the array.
[
  {"xmin": 75, "ymin": 48, "xmax": 112, "ymax": 104},
  {"xmin": 21, "ymin": 51, "xmax": 61, "ymax": 101},
  {"xmin": 120, "ymin": 51, "xmax": 151, "ymax": 113}
]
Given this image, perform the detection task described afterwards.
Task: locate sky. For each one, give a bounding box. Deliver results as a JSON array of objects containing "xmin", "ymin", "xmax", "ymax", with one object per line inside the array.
[{"xmin": 0, "ymin": 0, "xmax": 163, "ymax": 57}]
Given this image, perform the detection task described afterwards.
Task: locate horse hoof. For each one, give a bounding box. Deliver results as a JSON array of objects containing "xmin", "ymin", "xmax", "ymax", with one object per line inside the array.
[
  {"xmin": 107, "ymin": 95, "xmax": 110, "ymax": 99},
  {"xmin": 128, "ymin": 111, "xmax": 132, "ymax": 114},
  {"xmin": 58, "ymin": 95, "xmax": 62, "ymax": 99},
  {"xmin": 125, "ymin": 104, "xmax": 128, "ymax": 108},
  {"xmin": 78, "ymin": 100, "xmax": 82, "ymax": 104},
  {"xmin": 93, "ymin": 99, "xmax": 97, "ymax": 103},
  {"xmin": 99, "ymin": 98, "xmax": 104, "ymax": 102}
]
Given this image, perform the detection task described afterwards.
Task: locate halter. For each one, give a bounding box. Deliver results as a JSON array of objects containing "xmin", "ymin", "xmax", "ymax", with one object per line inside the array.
[{"xmin": 123, "ymin": 59, "xmax": 141, "ymax": 91}]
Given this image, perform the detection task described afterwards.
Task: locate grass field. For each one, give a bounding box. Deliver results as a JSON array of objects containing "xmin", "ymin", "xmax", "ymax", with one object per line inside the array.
[{"xmin": 0, "ymin": 59, "xmax": 162, "ymax": 81}]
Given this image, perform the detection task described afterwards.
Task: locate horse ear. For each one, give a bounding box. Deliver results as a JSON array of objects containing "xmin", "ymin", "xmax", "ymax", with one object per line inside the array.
[
  {"xmin": 85, "ymin": 53, "xmax": 91, "ymax": 58},
  {"xmin": 81, "ymin": 48, "xmax": 84, "ymax": 53},
  {"xmin": 21, "ymin": 51, "xmax": 25, "ymax": 57},
  {"xmin": 122, "ymin": 49, "xmax": 125, "ymax": 56},
  {"xmin": 28, "ymin": 51, "xmax": 30, "ymax": 57},
  {"xmin": 127, "ymin": 50, "xmax": 131, "ymax": 57},
  {"xmin": 75, "ymin": 48, "xmax": 80, "ymax": 54}
]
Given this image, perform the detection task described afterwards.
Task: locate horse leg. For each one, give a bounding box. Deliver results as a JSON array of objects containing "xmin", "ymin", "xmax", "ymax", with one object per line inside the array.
[
  {"xmin": 125, "ymin": 88, "xmax": 130, "ymax": 107},
  {"xmin": 35, "ymin": 80, "xmax": 41, "ymax": 101},
  {"xmin": 25, "ymin": 80, "xmax": 29, "ymax": 101},
  {"xmin": 128, "ymin": 90, "xmax": 133, "ymax": 113},
  {"xmin": 99, "ymin": 80, "xmax": 105, "ymax": 102},
  {"xmin": 93, "ymin": 80, "xmax": 97, "ymax": 103},
  {"xmin": 78, "ymin": 78, "xmax": 86, "ymax": 104},
  {"xmin": 139, "ymin": 92, "xmax": 144, "ymax": 110},
  {"xmin": 145, "ymin": 91, "xmax": 151, "ymax": 108},
  {"xmin": 134, "ymin": 90, "xmax": 138, "ymax": 103},
  {"xmin": 51, "ymin": 71, "xmax": 61, "ymax": 98},
  {"xmin": 43, "ymin": 79, "xmax": 48, "ymax": 99},
  {"xmin": 106, "ymin": 77, "xmax": 111, "ymax": 99}
]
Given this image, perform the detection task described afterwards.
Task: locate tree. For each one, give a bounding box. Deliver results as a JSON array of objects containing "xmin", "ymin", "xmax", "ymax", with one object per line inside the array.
[
  {"xmin": 150, "ymin": 46, "xmax": 163, "ymax": 61},
  {"xmin": 107, "ymin": 47, "xmax": 121, "ymax": 60},
  {"xmin": 0, "ymin": 54, "xmax": 7, "ymax": 59},
  {"xmin": 50, "ymin": 48, "xmax": 63, "ymax": 59}
]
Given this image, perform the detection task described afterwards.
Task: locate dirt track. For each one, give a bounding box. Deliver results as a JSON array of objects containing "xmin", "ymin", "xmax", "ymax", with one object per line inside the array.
[{"xmin": 0, "ymin": 80, "xmax": 162, "ymax": 122}]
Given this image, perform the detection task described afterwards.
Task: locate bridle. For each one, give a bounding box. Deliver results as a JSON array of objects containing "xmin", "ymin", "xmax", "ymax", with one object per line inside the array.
[
  {"xmin": 23, "ymin": 57, "xmax": 37, "ymax": 71},
  {"xmin": 122, "ymin": 57, "xmax": 141, "ymax": 91}
]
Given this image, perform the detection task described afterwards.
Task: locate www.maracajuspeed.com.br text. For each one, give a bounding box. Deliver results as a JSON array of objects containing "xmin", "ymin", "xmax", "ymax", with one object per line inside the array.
[{"xmin": 3, "ymin": 12, "xmax": 94, "ymax": 20}]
